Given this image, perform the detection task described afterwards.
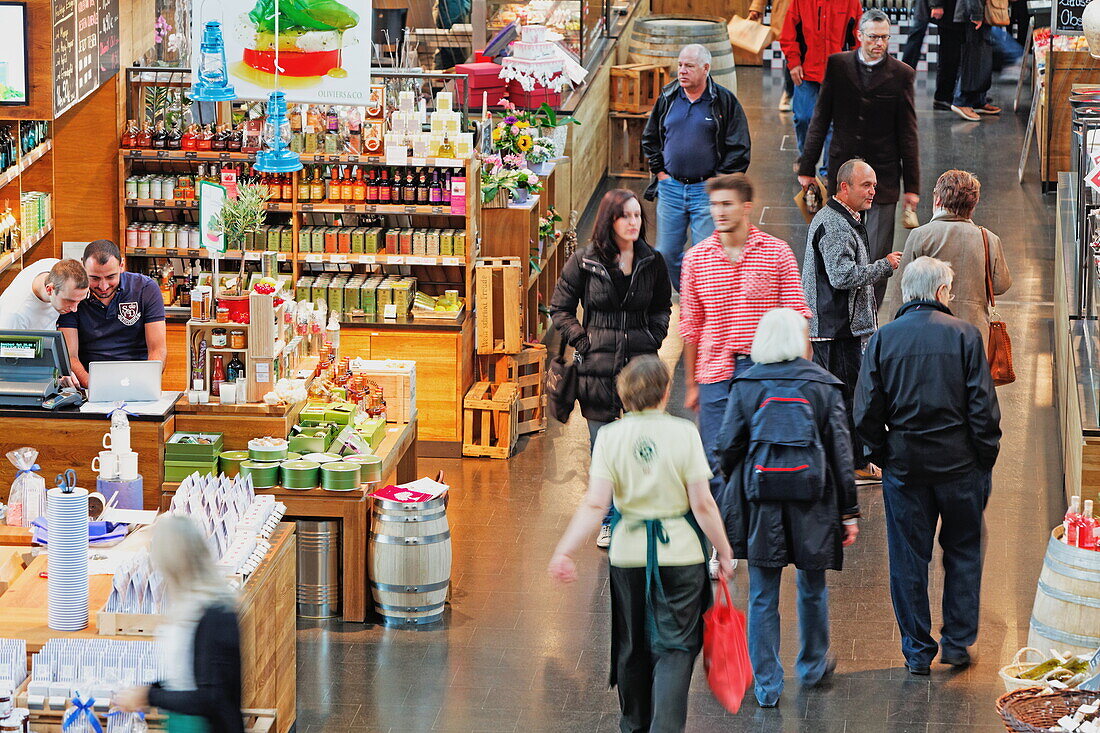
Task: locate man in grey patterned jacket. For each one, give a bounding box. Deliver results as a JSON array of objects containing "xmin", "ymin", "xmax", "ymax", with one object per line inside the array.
[{"xmin": 802, "ymin": 158, "xmax": 900, "ymax": 479}]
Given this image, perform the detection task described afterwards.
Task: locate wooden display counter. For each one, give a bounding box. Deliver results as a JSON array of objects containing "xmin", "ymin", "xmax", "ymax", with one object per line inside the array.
[
  {"xmin": 0, "ymin": 524, "xmax": 297, "ymax": 733},
  {"xmin": 160, "ymin": 416, "xmax": 418, "ymax": 623},
  {"xmin": 0, "ymin": 405, "xmax": 175, "ymax": 510},
  {"xmin": 173, "ymin": 397, "xmax": 308, "ymax": 451},
  {"xmin": 1036, "ymin": 50, "xmax": 1100, "ymax": 188}
]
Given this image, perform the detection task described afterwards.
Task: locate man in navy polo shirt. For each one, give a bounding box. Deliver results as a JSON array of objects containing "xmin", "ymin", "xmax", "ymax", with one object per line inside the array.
[{"xmin": 58, "ymin": 239, "xmax": 166, "ymax": 388}]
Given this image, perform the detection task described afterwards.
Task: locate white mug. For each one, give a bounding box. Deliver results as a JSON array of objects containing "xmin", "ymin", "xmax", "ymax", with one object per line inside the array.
[
  {"xmin": 87, "ymin": 491, "xmax": 108, "ymax": 518},
  {"xmin": 91, "ymin": 451, "xmax": 118, "ymax": 479},
  {"xmin": 117, "ymin": 450, "xmax": 139, "ymax": 481},
  {"xmin": 103, "ymin": 426, "xmax": 131, "ymax": 453}
]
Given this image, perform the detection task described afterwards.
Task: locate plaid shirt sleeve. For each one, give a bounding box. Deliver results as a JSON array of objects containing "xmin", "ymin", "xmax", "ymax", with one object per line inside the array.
[
  {"xmin": 678, "ymin": 250, "xmax": 702, "ymax": 345},
  {"xmin": 776, "ymin": 242, "xmax": 813, "ymax": 320}
]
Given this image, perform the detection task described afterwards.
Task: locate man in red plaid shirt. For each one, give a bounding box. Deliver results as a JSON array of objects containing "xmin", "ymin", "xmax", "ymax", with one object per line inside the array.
[{"xmin": 680, "ymin": 174, "xmax": 812, "ymax": 504}]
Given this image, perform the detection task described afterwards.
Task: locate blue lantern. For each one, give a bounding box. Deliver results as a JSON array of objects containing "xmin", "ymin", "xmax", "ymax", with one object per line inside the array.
[
  {"xmin": 254, "ymin": 91, "xmax": 303, "ymax": 172},
  {"xmin": 190, "ymin": 21, "xmax": 237, "ymax": 102}
]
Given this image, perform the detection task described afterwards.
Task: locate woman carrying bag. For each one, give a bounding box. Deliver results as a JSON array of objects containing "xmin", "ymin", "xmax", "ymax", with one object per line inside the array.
[
  {"xmin": 550, "ymin": 189, "xmax": 673, "ymax": 547},
  {"xmin": 549, "ymin": 355, "xmax": 734, "ymax": 733},
  {"xmin": 116, "ymin": 516, "xmax": 245, "ymax": 733}
]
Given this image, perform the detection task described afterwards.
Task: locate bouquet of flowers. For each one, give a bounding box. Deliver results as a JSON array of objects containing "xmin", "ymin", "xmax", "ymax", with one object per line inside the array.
[{"xmin": 491, "ymin": 101, "xmax": 540, "ymax": 156}]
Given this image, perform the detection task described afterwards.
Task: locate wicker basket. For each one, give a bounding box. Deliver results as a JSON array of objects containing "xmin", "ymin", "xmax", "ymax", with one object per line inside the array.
[
  {"xmin": 998, "ymin": 689, "xmax": 1100, "ymax": 732},
  {"xmin": 999, "ymin": 647, "xmax": 1049, "ymax": 692}
]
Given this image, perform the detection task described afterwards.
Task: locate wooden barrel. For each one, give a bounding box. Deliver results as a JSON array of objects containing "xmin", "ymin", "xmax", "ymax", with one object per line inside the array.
[
  {"xmin": 1028, "ymin": 527, "xmax": 1100, "ymax": 655},
  {"xmin": 628, "ymin": 15, "xmax": 738, "ymax": 96},
  {"xmin": 368, "ymin": 496, "xmax": 452, "ymax": 627}
]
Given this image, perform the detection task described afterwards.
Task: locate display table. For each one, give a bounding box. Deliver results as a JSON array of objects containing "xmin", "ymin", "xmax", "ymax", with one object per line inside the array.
[
  {"xmin": 160, "ymin": 415, "xmax": 418, "ymax": 623},
  {"xmin": 0, "ymin": 404, "xmax": 176, "ymax": 510},
  {"xmin": 0, "ymin": 524, "xmax": 296, "ymax": 733}
]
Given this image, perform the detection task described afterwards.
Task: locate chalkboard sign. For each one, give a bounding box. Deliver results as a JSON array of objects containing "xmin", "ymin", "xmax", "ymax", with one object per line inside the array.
[
  {"xmin": 52, "ymin": 0, "xmax": 118, "ymax": 116},
  {"xmin": 1056, "ymin": 0, "xmax": 1087, "ymax": 35}
]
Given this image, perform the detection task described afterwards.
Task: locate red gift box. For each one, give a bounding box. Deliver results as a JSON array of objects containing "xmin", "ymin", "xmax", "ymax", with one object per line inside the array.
[
  {"xmin": 506, "ymin": 79, "xmax": 562, "ymax": 109},
  {"xmin": 455, "ymin": 62, "xmax": 505, "ymax": 88}
]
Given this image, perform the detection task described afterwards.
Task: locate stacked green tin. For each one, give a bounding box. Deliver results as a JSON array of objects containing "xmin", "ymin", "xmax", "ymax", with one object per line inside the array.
[
  {"xmin": 320, "ymin": 462, "xmax": 361, "ymax": 491},
  {"xmin": 248, "ymin": 439, "xmax": 289, "ymax": 462},
  {"xmin": 302, "ymin": 452, "xmax": 342, "ymax": 464},
  {"xmin": 239, "ymin": 460, "xmax": 280, "ymax": 488},
  {"xmin": 218, "ymin": 450, "xmax": 250, "ymax": 477},
  {"xmin": 281, "ymin": 460, "xmax": 321, "ymax": 490},
  {"xmin": 164, "ymin": 432, "xmax": 224, "ymax": 481},
  {"xmin": 344, "ymin": 455, "xmax": 382, "ymax": 483}
]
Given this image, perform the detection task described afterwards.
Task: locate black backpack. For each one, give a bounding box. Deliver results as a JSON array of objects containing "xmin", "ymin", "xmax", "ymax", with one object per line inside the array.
[{"xmin": 744, "ymin": 380, "xmax": 826, "ymax": 503}]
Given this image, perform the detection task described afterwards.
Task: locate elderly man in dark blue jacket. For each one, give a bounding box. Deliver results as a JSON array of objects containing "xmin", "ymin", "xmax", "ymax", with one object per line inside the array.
[{"xmin": 854, "ymin": 255, "xmax": 1001, "ymax": 676}]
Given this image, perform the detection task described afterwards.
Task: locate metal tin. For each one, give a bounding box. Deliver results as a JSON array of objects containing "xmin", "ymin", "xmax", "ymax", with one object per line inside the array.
[
  {"xmin": 344, "ymin": 455, "xmax": 382, "ymax": 483},
  {"xmin": 137, "ymin": 225, "xmax": 151, "ymax": 248},
  {"xmin": 239, "ymin": 460, "xmax": 280, "ymax": 488},
  {"xmin": 136, "ymin": 177, "xmax": 151, "ymax": 200},
  {"xmin": 248, "ymin": 440, "xmax": 289, "ymax": 462},
  {"xmin": 281, "ymin": 459, "xmax": 321, "ymax": 490},
  {"xmin": 150, "ymin": 226, "xmax": 164, "ymax": 248},
  {"xmin": 218, "ymin": 450, "xmax": 249, "ymax": 477},
  {"xmin": 321, "ymin": 462, "xmax": 361, "ymax": 491},
  {"xmin": 125, "ymin": 224, "xmax": 139, "ymax": 249},
  {"xmin": 150, "ymin": 177, "xmax": 164, "ymax": 200},
  {"xmin": 125, "ymin": 177, "xmax": 138, "ymax": 199}
]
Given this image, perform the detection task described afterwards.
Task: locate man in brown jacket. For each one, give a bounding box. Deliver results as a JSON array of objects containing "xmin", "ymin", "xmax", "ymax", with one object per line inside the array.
[{"xmin": 796, "ymin": 9, "xmax": 920, "ymax": 307}]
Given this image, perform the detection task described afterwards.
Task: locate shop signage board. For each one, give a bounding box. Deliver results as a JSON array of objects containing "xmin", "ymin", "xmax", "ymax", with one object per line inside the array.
[
  {"xmin": 52, "ymin": 0, "xmax": 120, "ymax": 116},
  {"xmin": 192, "ymin": 0, "xmax": 373, "ymax": 105},
  {"xmin": 1055, "ymin": 0, "xmax": 1087, "ymax": 34}
]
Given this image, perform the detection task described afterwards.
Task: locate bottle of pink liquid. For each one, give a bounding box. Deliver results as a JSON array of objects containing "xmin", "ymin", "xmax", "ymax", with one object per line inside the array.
[
  {"xmin": 1081, "ymin": 500, "xmax": 1098, "ymax": 551},
  {"xmin": 1065, "ymin": 495, "xmax": 1082, "ymax": 546}
]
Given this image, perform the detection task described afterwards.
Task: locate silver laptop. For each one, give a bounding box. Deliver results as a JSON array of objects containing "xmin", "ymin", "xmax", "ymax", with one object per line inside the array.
[{"xmin": 87, "ymin": 361, "xmax": 163, "ymax": 403}]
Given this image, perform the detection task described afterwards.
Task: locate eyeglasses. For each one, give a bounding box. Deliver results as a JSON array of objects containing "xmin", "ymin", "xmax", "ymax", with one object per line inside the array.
[{"xmin": 863, "ymin": 33, "xmax": 891, "ymax": 42}]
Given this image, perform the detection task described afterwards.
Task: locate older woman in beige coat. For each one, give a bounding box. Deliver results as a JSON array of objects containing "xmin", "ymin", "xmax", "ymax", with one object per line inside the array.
[{"xmin": 897, "ymin": 170, "xmax": 1011, "ymax": 340}]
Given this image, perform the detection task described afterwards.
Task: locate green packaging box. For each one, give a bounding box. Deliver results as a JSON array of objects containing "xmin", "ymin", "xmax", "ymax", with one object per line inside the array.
[
  {"xmin": 166, "ymin": 432, "xmax": 224, "ymax": 460},
  {"xmin": 299, "ymin": 403, "xmax": 329, "ymax": 425},
  {"xmin": 324, "ymin": 403, "xmax": 356, "ymax": 425},
  {"xmin": 365, "ymin": 228, "xmax": 382, "ymax": 254},
  {"xmin": 356, "ymin": 418, "xmax": 387, "ymax": 449},
  {"xmin": 289, "ymin": 431, "xmax": 330, "ymax": 453},
  {"xmin": 280, "ymin": 227, "xmax": 294, "ymax": 252},
  {"xmin": 351, "ymin": 228, "xmax": 365, "ymax": 254},
  {"xmin": 266, "ymin": 226, "xmax": 281, "ymax": 251},
  {"xmin": 344, "ymin": 281, "xmax": 361, "ymax": 311},
  {"xmin": 164, "ymin": 459, "xmax": 220, "ymax": 482},
  {"xmin": 311, "ymin": 228, "xmax": 325, "ymax": 253},
  {"xmin": 440, "ymin": 230, "xmax": 453, "ymax": 256}
]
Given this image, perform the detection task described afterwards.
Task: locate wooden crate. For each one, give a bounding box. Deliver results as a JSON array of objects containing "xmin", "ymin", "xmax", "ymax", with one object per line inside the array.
[
  {"xmin": 608, "ymin": 113, "xmax": 650, "ymax": 178},
  {"xmin": 610, "ymin": 64, "xmax": 670, "ymax": 114},
  {"xmin": 482, "ymin": 343, "xmax": 547, "ymax": 435},
  {"xmin": 462, "ymin": 381, "xmax": 519, "ymax": 459},
  {"xmin": 97, "ymin": 608, "xmax": 162, "ymax": 636},
  {"xmin": 475, "ymin": 257, "xmax": 523, "ymax": 355}
]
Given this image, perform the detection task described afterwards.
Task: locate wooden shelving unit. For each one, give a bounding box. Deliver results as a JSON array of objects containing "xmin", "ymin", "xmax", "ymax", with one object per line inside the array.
[
  {"xmin": 0, "ymin": 219, "xmax": 54, "ymax": 277},
  {"xmin": 0, "ymin": 129, "xmax": 54, "ymax": 288}
]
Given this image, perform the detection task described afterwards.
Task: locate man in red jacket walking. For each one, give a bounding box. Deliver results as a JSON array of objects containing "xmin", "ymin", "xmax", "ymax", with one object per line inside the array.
[{"xmin": 780, "ymin": 0, "xmax": 862, "ymax": 175}]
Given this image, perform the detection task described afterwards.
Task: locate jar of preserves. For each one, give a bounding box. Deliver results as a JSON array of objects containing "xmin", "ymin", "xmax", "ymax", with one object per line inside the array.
[
  {"xmin": 211, "ymin": 328, "xmax": 227, "ymax": 347},
  {"xmin": 229, "ymin": 329, "xmax": 246, "ymax": 349},
  {"xmin": 216, "ymin": 306, "xmax": 230, "ymax": 324}
]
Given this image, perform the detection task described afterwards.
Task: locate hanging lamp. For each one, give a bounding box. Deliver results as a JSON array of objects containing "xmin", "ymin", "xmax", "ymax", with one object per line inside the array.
[
  {"xmin": 190, "ymin": 21, "xmax": 237, "ymax": 102},
  {"xmin": 254, "ymin": 0, "xmax": 303, "ymax": 173}
]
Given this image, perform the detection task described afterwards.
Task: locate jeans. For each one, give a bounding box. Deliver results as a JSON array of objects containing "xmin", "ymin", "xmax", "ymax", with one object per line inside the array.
[
  {"xmin": 655, "ymin": 177, "xmax": 715, "ymax": 291},
  {"xmin": 589, "ymin": 418, "xmax": 613, "ymax": 526},
  {"xmin": 791, "ymin": 81, "xmax": 830, "ymax": 177},
  {"xmin": 901, "ymin": 0, "xmax": 929, "ymax": 68},
  {"xmin": 881, "ymin": 468, "xmax": 992, "ymax": 667},
  {"xmin": 697, "ymin": 355, "xmax": 754, "ymax": 498},
  {"xmin": 747, "ymin": 565, "xmax": 830, "ymax": 706},
  {"xmin": 991, "ymin": 27, "xmax": 1023, "ymax": 69}
]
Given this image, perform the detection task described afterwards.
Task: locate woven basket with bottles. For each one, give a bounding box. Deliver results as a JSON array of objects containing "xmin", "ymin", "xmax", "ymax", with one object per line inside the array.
[{"xmin": 997, "ymin": 689, "xmax": 1100, "ymax": 732}]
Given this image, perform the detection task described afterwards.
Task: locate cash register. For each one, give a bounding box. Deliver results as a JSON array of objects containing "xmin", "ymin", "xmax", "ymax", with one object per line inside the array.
[{"xmin": 0, "ymin": 329, "xmax": 84, "ymax": 409}]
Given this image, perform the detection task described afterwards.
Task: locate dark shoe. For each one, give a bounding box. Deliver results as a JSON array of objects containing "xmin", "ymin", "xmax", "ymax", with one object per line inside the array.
[
  {"xmin": 757, "ymin": 699, "xmax": 779, "ymax": 708},
  {"xmin": 804, "ymin": 656, "xmax": 838, "ymax": 687},
  {"xmin": 933, "ymin": 100, "xmax": 952, "ymax": 111},
  {"xmin": 905, "ymin": 663, "xmax": 930, "ymax": 676},
  {"xmin": 940, "ymin": 651, "xmax": 971, "ymax": 668}
]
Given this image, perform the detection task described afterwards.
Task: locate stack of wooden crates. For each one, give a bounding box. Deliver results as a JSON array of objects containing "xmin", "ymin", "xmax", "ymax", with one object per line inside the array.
[{"xmin": 465, "ymin": 257, "xmax": 548, "ymax": 458}]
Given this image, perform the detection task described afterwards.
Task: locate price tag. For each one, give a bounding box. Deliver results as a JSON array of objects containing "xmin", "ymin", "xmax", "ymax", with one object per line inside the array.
[
  {"xmin": 383, "ymin": 304, "xmax": 398, "ymax": 319},
  {"xmin": 347, "ymin": 155, "xmax": 360, "ymax": 163},
  {"xmin": 131, "ymin": 247, "xmax": 147, "ymax": 255},
  {"xmin": 131, "ymin": 150, "xmax": 143, "ymax": 157},
  {"xmin": 409, "ymin": 158, "xmax": 426, "ymax": 167},
  {"xmin": 329, "ymin": 155, "xmax": 342, "ymax": 162},
  {"xmin": 218, "ymin": 152, "xmax": 231, "ymax": 160},
  {"xmin": 313, "ymin": 154, "xmax": 326, "ymax": 162},
  {"xmin": 344, "ymin": 205, "xmax": 358, "ymax": 213},
  {"xmin": 442, "ymin": 257, "xmax": 462, "ymax": 266},
  {"xmin": 301, "ymin": 203, "xmax": 313, "ymax": 212},
  {"xmin": 358, "ymin": 255, "xmax": 376, "ymax": 264},
  {"xmin": 330, "ymin": 254, "xmax": 348, "ymax": 263},
  {"xmin": 184, "ymin": 151, "xmax": 197, "ymax": 159},
  {"xmin": 156, "ymin": 150, "xmax": 168, "ymax": 158},
  {"xmin": 244, "ymin": 251, "xmax": 262, "ymax": 261},
  {"xmin": 153, "ymin": 200, "xmax": 165, "ymax": 207},
  {"xmin": 187, "ymin": 249, "xmax": 202, "ymax": 257},
  {"xmin": 408, "ymin": 256, "xmax": 433, "ymax": 265},
  {"xmin": 175, "ymin": 200, "xmax": 188, "ymax": 208},
  {"xmin": 363, "ymin": 205, "xmax": 376, "ymax": 213},
  {"xmin": 404, "ymin": 206, "xmax": 417, "ymax": 214},
  {"xmin": 431, "ymin": 206, "xmax": 444, "ymax": 215},
  {"xmin": 305, "ymin": 253, "xmax": 323, "ymax": 263},
  {"xmin": 125, "ymin": 199, "xmax": 138, "ymax": 206},
  {"xmin": 386, "ymin": 255, "xmax": 405, "ymax": 265}
]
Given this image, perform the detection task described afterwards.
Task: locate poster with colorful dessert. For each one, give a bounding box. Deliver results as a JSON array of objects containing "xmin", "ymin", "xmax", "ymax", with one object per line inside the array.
[{"xmin": 193, "ymin": 0, "xmax": 371, "ymax": 104}]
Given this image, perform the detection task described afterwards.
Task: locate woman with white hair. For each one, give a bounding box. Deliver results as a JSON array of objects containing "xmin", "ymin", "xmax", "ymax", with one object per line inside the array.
[
  {"xmin": 115, "ymin": 515, "xmax": 244, "ymax": 733},
  {"xmin": 714, "ymin": 308, "xmax": 860, "ymax": 708}
]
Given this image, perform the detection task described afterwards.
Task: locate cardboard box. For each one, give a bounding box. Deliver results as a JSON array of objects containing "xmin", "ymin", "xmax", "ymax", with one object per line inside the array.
[
  {"xmin": 165, "ymin": 432, "xmax": 224, "ymax": 460},
  {"xmin": 351, "ymin": 359, "xmax": 416, "ymax": 423},
  {"xmin": 164, "ymin": 459, "xmax": 220, "ymax": 482}
]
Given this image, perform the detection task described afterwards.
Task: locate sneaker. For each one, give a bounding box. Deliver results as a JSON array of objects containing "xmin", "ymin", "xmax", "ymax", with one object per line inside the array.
[
  {"xmin": 855, "ymin": 463, "xmax": 882, "ymax": 484},
  {"xmin": 596, "ymin": 524, "xmax": 611, "ymax": 549},
  {"xmin": 778, "ymin": 91, "xmax": 792, "ymax": 112},
  {"xmin": 950, "ymin": 105, "xmax": 981, "ymax": 121},
  {"xmin": 975, "ymin": 103, "xmax": 1002, "ymax": 115},
  {"xmin": 933, "ymin": 100, "xmax": 952, "ymax": 111}
]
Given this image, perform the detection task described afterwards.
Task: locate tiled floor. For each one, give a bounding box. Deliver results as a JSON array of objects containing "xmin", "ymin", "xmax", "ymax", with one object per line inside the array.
[{"xmin": 295, "ymin": 66, "xmax": 1062, "ymax": 732}]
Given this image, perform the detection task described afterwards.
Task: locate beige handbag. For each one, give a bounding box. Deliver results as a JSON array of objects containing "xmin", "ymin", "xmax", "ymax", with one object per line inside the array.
[{"xmin": 728, "ymin": 15, "xmax": 775, "ymax": 55}]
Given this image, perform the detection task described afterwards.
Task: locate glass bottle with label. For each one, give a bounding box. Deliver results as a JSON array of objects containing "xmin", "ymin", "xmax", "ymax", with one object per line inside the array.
[
  {"xmin": 226, "ymin": 354, "xmax": 246, "ymax": 383},
  {"xmin": 211, "ymin": 354, "xmax": 226, "ymax": 397},
  {"xmin": 340, "ymin": 166, "xmax": 354, "ymax": 202},
  {"xmin": 167, "ymin": 124, "xmax": 182, "ymax": 150},
  {"xmin": 310, "ymin": 166, "xmax": 325, "ymax": 202},
  {"xmin": 353, "ymin": 167, "xmax": 367, "ymax": 203}
]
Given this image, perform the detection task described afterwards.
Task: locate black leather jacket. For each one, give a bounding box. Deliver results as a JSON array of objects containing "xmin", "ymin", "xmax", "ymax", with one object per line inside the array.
[{"xmin": 640, "ymin": 78, "xmax": 751, "ymax": 200}]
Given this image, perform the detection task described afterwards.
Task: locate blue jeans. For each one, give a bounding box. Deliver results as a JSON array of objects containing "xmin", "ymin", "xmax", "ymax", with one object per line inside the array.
[
  {"xmin": 791, "ymin": 81, "xmax": 830, "ymax": 177},
  {"xmin": 697, "ymin": 355, "xmax": 753, "ymax": 498},
  {"xmin": 655, "ymin": 177, "xmax": 714, "ymax": 291},
  {"xmin": 747, "ymin": 565, "xmax": 830, "ymax": 706},
  {"xmin": 882, "ymin": 468, "xmax": 992, "ymax": 667}
]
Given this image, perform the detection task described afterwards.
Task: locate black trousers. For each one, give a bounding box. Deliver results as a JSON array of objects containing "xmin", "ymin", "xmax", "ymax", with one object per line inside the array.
[
  {"xmin": 901, "ymin": 0, "xmax": 929, "ymax": 69},
  {"xmin": 811, "ymin": 337, "xmax": 864, "ymax": 468},
  {"xmin": 610, "ymin": 563, "xmax": 708, "ymax": 733},
  {"xmin": 935, "ymin": 21, "xmax": 966, "ymax": 104}
]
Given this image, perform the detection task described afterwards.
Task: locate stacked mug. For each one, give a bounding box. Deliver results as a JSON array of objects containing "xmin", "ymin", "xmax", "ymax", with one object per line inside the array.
[{"xmin": 92, "ymin": 421, "xmax": 143, "ymax": 510}]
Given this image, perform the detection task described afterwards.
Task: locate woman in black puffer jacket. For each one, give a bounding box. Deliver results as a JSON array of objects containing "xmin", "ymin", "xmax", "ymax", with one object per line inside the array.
[{"xmin": 550, "ymin": 188, "xmax": 673, "ymax": 439}]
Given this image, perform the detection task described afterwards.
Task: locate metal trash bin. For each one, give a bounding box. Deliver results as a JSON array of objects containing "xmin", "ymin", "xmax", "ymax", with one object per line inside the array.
[{"xmin": 296, "ymin": 520, "xmax": 341, "ymax": 618}]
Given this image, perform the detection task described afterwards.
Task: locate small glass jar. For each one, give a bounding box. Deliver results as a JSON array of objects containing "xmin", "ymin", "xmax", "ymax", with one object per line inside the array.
[
  {"xmin": 215, "ymin": 306, "xmax": 230, "ymax": 324},
  {"xmin": 211, "ymin": 328, "xmax": 227, "ymax": 347},
  {"xmin": 229, "ymin": 329, "xmax": 246, "ymax": 349}
]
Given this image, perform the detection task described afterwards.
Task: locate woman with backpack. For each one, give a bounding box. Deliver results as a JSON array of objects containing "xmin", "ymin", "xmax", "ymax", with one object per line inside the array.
[
  {"xmin": 548, "ymin": 355, "xmax": 734, "ymax": 733},
  {"xmin": 715, "ymin": 308, "xmax": 860, "ymax": 708},
  {"xmin": 550, "ymin": 189, "xmax": 673, "ymax": 548}
]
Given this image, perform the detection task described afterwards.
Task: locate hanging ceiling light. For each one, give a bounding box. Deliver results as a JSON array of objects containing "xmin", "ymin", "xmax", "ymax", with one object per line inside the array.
[
  {"xmin": 254, "ymin": 0, "xmax": 302, "ymax": 173},
  {"xmin": 190, "ymin": 21, "xmax": 237, "ymax": 102}
]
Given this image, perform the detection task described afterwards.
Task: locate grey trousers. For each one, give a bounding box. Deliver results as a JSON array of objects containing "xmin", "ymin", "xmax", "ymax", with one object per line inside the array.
[{"xmin": 863, "ymin": 202, "xmax": 898, "ymax": 307}]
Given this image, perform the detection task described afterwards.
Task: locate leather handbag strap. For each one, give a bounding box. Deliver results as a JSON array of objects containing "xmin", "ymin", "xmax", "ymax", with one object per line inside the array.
[{"xmin": 980, "ymin": 226, "xmax": 997, "ymax": 315}]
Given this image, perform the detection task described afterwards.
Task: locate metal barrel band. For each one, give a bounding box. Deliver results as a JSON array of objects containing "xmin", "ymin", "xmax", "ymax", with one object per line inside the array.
[
  {"xmin": 370, "ymin": 579, "xmax": 450, "ymax": 593},
  {"xmin": 372, "ymin": 510, "xmax": 448, "ymax": 523},
  {"xmin": 1043, "ymin": 551, "xmax": 1100, "ymax": 582},
  {"xmin": 376, "ymin": 601, "xmax": 446, "ymax": 614},
  {"xmin": 1037, "ymin": 579, "xmax": 1100, "ymax": 609},
  {"xmin": 1030, "ymin": 616, "xmax": 1100, "ymax": 648},
  {"xmin": 369, "ymin": 530, "xmax": 451, "ymax": 545},
  {"xmin": 380, "ymin": 612, "xmax": 445, "ymax": 626},
  {"xmin": 374, "ymin": 497, "xmax": 446, "ymax": 512}
]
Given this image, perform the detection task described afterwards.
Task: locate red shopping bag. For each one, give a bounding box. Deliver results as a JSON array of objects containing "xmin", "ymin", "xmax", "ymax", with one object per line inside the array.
[{"xmin": 703, "ymin": 580, "xmax": 753, "ymax": 713}]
